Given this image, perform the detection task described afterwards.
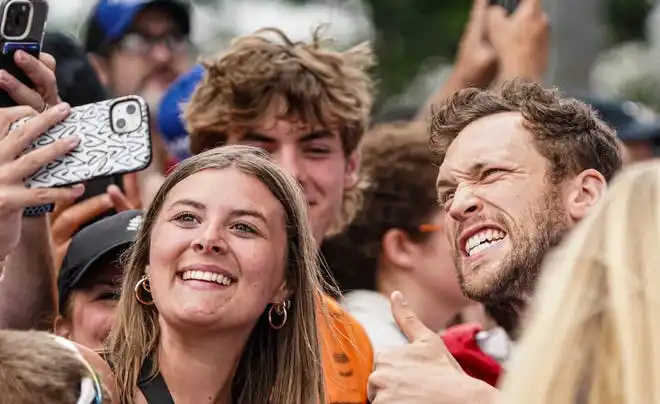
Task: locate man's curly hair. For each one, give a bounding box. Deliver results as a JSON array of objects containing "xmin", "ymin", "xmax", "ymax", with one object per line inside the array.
[
  {"xmin": 185, "ymin": 26, "xmax": 376, "ymax": 156},
  {"xmin": 322, "ymin": 121, "xmax": 439, "ymax": 292},
  {"xmin": 430, "ymin": 80, "xmax": 623, "ymax": 183}
]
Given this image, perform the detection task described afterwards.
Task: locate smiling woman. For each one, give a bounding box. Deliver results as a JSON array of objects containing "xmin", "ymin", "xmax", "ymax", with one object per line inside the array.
[{"xmin": 106, "ymin": 145, "xmax": 325, "ymax": 404}]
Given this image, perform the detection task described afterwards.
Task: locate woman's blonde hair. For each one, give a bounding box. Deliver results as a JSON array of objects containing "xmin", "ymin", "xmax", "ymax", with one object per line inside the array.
[
  {"xmin": 499, "ymin": 160, "xmax": 660, "ymax": 404},
  {"xmin": 107, "ymin": 145, "xmax": 326, "ymax": 404}
]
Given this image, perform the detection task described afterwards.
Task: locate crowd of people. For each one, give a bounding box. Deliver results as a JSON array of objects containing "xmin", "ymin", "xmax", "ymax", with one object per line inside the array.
[{"xmin": 0, "ymin": 0, "xmax": 658, "ymax": 403}]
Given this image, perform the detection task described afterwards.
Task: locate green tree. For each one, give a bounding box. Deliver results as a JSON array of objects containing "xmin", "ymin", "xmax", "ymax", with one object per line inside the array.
[{"xmin": 605, "ymin": 0, "xmax": 653, "ymax": 44}]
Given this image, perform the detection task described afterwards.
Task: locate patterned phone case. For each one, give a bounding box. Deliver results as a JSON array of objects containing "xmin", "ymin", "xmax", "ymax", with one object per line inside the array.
[{"xmin": 13, "ymin": 95, "xmax": 152, "ymax": 189}]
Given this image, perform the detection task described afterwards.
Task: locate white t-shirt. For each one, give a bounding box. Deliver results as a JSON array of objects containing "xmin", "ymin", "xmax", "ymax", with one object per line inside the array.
[{"xmin": 341, "ymin": 290, "xmax": 409, "ymax": 357}]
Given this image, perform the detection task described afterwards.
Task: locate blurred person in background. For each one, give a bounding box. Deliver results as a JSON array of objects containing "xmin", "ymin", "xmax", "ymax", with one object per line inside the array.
[
  {"xmin": 182, "ymin": 27, "xmax": 375, "ymax": 404},
  {"xmin": 582, "ymin": 96, "xmax": 660, "ymax": 163},
  {"xmin": 367, "ymin": 80, "xmax": 623, "ymax": 403},
  {"xmin": 0, "ymin": 330, "xmax": 110, "ymax": 404},
  {"xmin": 157, "ymin": 63, "xmax": 203, "ymax": 162},
  {"xmin": 500, "ymin": 160, "xmax": 660, "ymax": 404},
  {"xmin": 322, "ymin": 121, "xmax": 470, "ymax": 354},
  {"xmin": 84, "ymin": 0, "xmax": 195, "ymax": 202},
  {"xmin": 42, "ymin": 32, "xmax": 108, "ymax": 109},
  {"xmin": 83, "ymin": 0, "xmax": 193, "ymax": 110},
  {"xmin": 54, "ymin": 210, "xmax": 142, "ymax": 350}
]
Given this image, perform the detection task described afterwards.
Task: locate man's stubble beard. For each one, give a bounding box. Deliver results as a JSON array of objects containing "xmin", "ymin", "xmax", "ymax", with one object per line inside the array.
[{"xmin": 454, "ymin": 188, "xmax": 571, "ymax": 336}]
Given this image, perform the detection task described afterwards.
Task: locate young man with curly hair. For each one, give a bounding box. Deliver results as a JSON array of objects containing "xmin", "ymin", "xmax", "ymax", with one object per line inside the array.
[{"xmin": 156, "ymin": 27, "xmax": 375, "ymax": 403}]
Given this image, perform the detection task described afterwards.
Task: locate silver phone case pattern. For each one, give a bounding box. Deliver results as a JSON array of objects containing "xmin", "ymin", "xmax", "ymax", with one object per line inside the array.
[{"xmin": 14, "ymin": 96, "xmax": 152, "ymax": 188}]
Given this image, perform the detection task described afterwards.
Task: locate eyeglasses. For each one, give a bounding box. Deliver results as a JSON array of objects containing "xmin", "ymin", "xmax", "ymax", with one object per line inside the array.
[{"xmin": 117, "ymin": 32, "xmax": 190, "ymax": 55}]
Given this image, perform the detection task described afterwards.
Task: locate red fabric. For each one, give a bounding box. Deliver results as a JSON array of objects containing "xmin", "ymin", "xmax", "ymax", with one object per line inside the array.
[{"xmin": 441, "ymin": 323, "xmax": 503, "ymax": 387}]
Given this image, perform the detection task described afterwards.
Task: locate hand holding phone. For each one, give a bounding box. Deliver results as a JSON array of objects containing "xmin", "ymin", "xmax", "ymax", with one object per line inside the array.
[
  {"xmin": 0, "ymin": 0, "xmax": 49, "ymax": 108},
  {"xmin": 0, "ymin": 103, "xmax": 84, "ymax": 257}
]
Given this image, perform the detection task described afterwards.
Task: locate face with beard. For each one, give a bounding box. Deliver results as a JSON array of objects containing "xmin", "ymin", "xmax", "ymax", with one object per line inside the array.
[
  {"xmin": 437, "ymin": 112, "xmax": 574, "ymax": 307},
  {"xmin": 453, "ymin": 188, "xmax": 569, "ymax": 302}
]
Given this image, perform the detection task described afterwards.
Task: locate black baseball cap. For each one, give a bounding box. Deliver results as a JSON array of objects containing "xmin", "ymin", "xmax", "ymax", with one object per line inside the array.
[
  {"xmin": 57, "ymin": 210, "xmax": 144, "ymax": 313},
  {"xmin": 83, "ymin": 0, "xmax": 191, "ymax": 54}
]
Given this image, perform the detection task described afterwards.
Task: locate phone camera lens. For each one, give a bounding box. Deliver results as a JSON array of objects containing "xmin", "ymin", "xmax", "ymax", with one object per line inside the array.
[
  {"xmin": 126, "ymin": 104, "xmax": 137, "ymax": 115},
  {"xmin": 3, "ymin": 2, "xmax": 31, "ymax": 38},
  {"xmin": 116, "ymin": 118, "xmax": 126, "ymax": 129}
]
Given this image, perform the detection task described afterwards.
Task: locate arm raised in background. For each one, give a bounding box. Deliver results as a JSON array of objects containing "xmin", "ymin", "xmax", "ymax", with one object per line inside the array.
[
  {"xmin": 0, "ymin": 217, "xmax": 57, "ymax": 330},
  {"xmin": 417, "ymin": 0, "xmax": 498, "ymax": 120},
  {"xmin": 488, "ymin": 0, "xmax": 550, "ymax": 87},
  {"xmin": 0, "ymin": 51, "xmax": 83, "ymax": 330},
  {"xmin": 0, "ymin": 104, "xmax": 85, "ymax": 329}
]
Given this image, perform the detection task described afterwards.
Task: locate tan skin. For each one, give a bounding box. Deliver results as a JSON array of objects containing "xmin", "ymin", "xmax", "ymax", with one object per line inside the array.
[
  {"xmin": 89, "ymin": 7, "xmax": 191, "ymax": 105},
  {"xmin": 138, "ymin": 168, "xmax": 290, "ymax": 404},
  {"xmin": 0, "ymin": 52, "xmax": 84, "ymax": 330},
  {"xmin": 437, "ymin": 113, "xmax": 604, "ymax": 297},
  {"xmin": 367, "ymin": 112, "xmax": 607, "ymax": 404},
  {"xmin": 228, "ymin": 116, "xmax": 360, "ymax": 243},
  {"xmin": 53, "ymin": 253, "xmax": 122, "ymax": 351},
  {"xmin": 10, "ymin": 45, "xmax": 357, "ymax": 400},
  {"xmin": 418, "ymin": 0, "xmax": 549, "ymax": 119},
  {"xmin": 54, "ymin": 169, "xmax": 292, "ymax": 403},
  {"xmin": 376, "ymin": 209, "xmax": 470, "ymax": 333}
]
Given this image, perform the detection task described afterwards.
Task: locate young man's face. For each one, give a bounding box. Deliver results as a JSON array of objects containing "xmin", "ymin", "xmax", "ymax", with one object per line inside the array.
[{"xmin": 226, "ymin": 117, "xmax": 360, "ymax": 244}]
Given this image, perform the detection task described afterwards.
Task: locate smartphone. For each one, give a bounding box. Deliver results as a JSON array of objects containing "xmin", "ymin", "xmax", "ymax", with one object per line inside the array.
[
  {"xmin": 13, "ymin": 95, "xmax": 153, "ymax": 188},
  {"xmin": 490, "ymin": 0, "xmax": 519, "ymax": 14},
  {"xmin": 0, "ymin": 0, "xmax": 48, "ymax": 108}
]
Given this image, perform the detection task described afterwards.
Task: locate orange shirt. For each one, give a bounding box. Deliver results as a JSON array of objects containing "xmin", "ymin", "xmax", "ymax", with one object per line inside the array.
[{"xmin": 318, "ymin": 294, "xmax": 373, "ymax": 404}]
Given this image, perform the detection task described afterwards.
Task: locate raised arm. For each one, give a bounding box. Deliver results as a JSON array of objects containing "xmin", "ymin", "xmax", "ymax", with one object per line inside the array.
[{"xmin": 0, "ymin": 51, "xmax": 83, "ymax": 329}]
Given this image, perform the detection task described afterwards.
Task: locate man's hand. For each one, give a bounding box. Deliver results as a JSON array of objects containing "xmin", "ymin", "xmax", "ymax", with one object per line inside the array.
[
  {"xmin": 0, "ymin": 104, "xmax": 83, "ymax": 259},
  {"xmin": 367, "ymin": 291, "xmax": 499, "ymax": 403},
  {"xmin": 452, "ymin": 0, "xmax": 498, "ymax": 88},
  {"xmin": 51, "ymin": 185, "xmax": 137, "ymax": 268},
  {"xmin": 416, "ymin": 0, "xmax": 497, "ymax": 120},
  {"xmin": 487, "ymin": 0, "xmax": 549, "ymax": 83}
]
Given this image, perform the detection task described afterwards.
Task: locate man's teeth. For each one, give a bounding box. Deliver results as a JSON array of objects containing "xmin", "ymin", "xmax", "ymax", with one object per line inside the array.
[
  {"xmin": 465, "ymin": 229, "xmax": 506, "ymax": 256},
  {"xmin": 181, "ymin": 270, "xmax": 233, "ymax": 286}
]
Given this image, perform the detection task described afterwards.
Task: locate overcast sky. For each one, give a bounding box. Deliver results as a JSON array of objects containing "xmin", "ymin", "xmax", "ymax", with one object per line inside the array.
[{"xmin": 46, "ymin": 0, "xmax": 374, "ymax": 51}]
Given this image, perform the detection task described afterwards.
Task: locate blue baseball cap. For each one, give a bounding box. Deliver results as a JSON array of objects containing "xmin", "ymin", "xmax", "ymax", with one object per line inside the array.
[
  {"xmin": 85, "ymin": 0, "xmax": 191, "ymax": 52},
  {"xmin": 157, "ymin": 64, "xmax": 204, "ymax": 161}
]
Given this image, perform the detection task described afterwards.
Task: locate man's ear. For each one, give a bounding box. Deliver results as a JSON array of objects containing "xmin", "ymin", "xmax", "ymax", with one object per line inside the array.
[
  {"xmin": 344, "ymin": 149, "xmax": 361, "ymax": 189},
  {"xmin": 87, "ymin": 53, "xmax": 110, "ymax": 88},
  {"xmin": 53, "ymin": 315, "xmax": 72, "ymax": 339},
  {"xmin": 565, "ymin": 168, "xmax": 607, "ymax": 222}
]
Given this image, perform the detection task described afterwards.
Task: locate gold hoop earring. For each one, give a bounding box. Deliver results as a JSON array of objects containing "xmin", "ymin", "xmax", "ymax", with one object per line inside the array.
[
  {"xmin": 268, "ymin": 300, "xmax": 290, "ymax": 330},
  {"xmin": 134, "ymin": 276, "xmax": 154, "ymax": 305}
]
